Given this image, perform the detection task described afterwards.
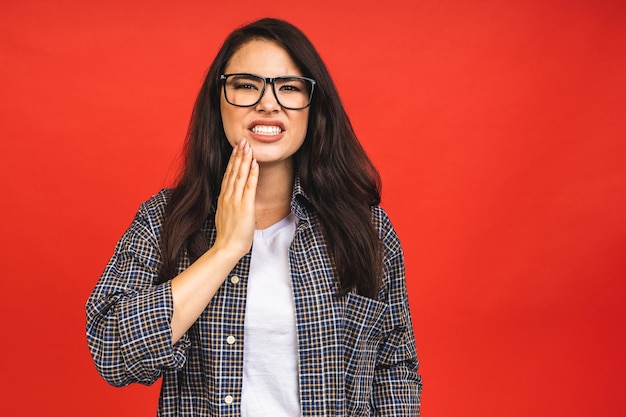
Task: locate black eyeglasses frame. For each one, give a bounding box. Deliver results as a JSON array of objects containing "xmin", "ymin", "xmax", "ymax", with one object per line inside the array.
[{"xmin": 220, "ymin": 73, "xmax": 316, "ymax": 110}]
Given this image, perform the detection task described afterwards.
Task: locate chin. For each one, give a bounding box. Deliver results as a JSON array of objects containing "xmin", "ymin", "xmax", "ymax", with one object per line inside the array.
[{"xmin": 256, "ymin": 153, "xmax": 294, "ymax": 166}]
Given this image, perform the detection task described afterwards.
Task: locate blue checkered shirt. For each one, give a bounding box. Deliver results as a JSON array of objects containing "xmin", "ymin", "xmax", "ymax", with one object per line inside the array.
[{"xmin": 86, "ymin": 181, "xmax": 422, "ymax": 416}]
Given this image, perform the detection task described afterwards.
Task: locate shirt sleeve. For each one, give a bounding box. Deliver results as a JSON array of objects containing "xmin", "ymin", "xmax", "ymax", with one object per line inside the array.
[
  {"xmin": 371, "ymin": 210, "xmax": 423, "ymax": 416},
  {"xmin": 85, "ymin": 198, "xmax": 191, "ymax": 387}
]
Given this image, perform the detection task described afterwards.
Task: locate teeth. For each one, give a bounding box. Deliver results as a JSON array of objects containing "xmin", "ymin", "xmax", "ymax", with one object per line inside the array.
[{"xmin": 252, "ymin": 125, "xmax": 282, "ymax": 135}]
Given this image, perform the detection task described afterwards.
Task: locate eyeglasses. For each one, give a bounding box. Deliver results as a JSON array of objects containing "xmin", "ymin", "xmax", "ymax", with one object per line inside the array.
[{"xmin": 220, "ymin": 73, "xmax": 316, "ymax": 110}]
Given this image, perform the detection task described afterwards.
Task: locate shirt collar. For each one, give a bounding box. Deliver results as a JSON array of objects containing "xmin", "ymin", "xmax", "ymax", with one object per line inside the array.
[{"xmin": 291, "ymin": 176, "xmax": 313, "ymax": 221}]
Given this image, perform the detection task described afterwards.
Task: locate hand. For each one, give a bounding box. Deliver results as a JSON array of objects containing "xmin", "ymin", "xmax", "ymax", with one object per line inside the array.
[{"xmin": 213, "ymin": 138, "xmax": 259, "ymax": 259}]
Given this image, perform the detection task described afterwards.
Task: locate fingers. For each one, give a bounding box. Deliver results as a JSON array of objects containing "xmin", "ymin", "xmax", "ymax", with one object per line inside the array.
[
  {"xmin": 231, "ymin": 139, "xmax": 254, "ymax": 201},
  {"xmin": 242, "ymin": 157, "xmax": 259, "ymax": 206},
  {"xmin": 214, "ymin": 139, "xmax": 258, "ymax": 257},
  {"xmin": 220, "ymin": 138, "xmax": 256, "ymax": 205}
]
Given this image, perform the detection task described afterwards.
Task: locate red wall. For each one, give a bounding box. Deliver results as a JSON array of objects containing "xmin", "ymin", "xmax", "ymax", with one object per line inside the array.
[{"xmin": 1, "ymin": 0, "xmax": 624, "ymax": 415}]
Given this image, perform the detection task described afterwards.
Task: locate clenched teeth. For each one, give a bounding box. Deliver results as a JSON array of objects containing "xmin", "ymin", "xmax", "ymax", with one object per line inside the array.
[{"xmin": 251, "ymin": 125, "xmax": 282, "ymax": 135}]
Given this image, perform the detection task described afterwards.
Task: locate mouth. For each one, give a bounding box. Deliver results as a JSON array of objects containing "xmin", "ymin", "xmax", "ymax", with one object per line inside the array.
[
  {"xmin": 251, "ymin": 125, "xmax": 282, "ymax": 135},
  {"xmin": 248, "ymin": 121, "xmax": 285, "ymax": 136}
]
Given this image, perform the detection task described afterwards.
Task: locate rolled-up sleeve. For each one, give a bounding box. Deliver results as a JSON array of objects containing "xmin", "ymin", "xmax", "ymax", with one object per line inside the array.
[{"xmin": 86, "ymin": 198, "xmax": 190, "ymax": 387}]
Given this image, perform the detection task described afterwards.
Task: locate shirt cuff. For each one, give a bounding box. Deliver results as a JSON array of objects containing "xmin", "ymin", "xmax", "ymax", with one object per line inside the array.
[{"xmin": 118, "ymin": 281, "xmax": 189, "ymax": 381}]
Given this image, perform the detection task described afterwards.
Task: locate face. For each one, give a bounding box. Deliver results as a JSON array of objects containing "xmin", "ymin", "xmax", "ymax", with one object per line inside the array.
[{"xmin": 220, "ymin": 39, "xmax": 310, "ymax": 167}]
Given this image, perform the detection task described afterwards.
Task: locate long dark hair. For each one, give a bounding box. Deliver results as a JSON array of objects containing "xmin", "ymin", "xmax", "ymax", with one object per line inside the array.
[{"xmin": 157, "ymin": 18, "xmax": 383, "ymax": 298}]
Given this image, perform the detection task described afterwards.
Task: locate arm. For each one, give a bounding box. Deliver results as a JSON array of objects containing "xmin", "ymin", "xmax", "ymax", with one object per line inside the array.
[
  {"xmin": 86, "ymin": 139, "xmax": 258, "ymax": 386},
  {"xmin": 170, "ymin": 139, "xmax": 258, "ymax": 342},
  {"xmin": 85, "ymin": 204, "xmax": 185, "ymax": 387},
  {"xmin": 371, "ymin": 213, "xmax": 423, "ymax": 415}
]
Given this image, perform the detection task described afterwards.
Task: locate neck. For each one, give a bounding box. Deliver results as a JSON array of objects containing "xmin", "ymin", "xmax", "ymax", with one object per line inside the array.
[{"xmin": 254, "ymin": 159, "xmax": 295, "ymax": 229}]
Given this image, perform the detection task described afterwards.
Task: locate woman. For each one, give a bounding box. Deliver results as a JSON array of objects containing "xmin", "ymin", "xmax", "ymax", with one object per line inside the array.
[{"xmin": 86, "ymin": 17, "xmax": 422, "ymax": 416}]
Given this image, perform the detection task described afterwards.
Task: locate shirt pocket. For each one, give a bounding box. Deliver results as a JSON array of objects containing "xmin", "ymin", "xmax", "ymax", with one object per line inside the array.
[
  {"xmin": 342, "ymin": 293, "xmax": 388, "ymax": 413},
  {"xmin": 343, "ymin": 292, "xmax": 387, "ymax": 347}
]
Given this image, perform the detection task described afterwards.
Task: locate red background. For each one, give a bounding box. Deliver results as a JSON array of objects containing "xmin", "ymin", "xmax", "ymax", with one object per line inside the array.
[{"xmin": 1, "ymin": 0, "xmax": 625, "ymax": 416}]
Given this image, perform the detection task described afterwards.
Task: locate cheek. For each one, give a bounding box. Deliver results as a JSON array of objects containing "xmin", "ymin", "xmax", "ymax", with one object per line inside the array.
[
  {"xmin": 291, "ymin": 110, "xmax": 309, "ymax": 134},
  {"xmin": 220, "ymin": 100, "xmax": 240, "ymax": 146},
  {"xmin": 296, "ymin": 112, "xmax": 310, "ymax": 142}
]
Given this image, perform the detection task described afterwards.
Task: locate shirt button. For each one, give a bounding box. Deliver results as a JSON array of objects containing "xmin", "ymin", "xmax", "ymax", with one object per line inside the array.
[
  {"xmin": 230, "ymin": 275, "xmax": 240, "ymax": 284},
  {"xmin": 226, "ymin": 335, "xmax": 236, "ymax": 345},
  {"xmin": 224, "ymin": 395, "xmax": 234, "ymax": 404}
]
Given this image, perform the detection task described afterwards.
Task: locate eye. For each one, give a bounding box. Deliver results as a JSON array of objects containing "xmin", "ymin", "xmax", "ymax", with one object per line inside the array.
[
  {"xmin": 233, "ymin": 81, "xmax": 259, "ymax": 90},
  {"xmin": 280, "ymin": 84, "xmax": 302, "ymax": 92},
  {"xmin": 227, "ymin": 75, "xmax": 263, "ymax": 91},
  {"xmin": 277, "ymin": 78, "xmax": 307, "ymax": 93}
]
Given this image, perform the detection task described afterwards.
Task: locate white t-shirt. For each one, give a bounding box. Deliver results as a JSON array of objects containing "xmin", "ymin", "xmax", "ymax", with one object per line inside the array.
[{"xmin": 241, "ymin": 213, "xmax": 300, "ymax": 417}]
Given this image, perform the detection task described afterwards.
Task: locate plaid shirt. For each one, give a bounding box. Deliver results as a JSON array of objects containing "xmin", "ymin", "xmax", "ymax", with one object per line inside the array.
[{"xmin": 86, "ymin": 180, "xmax": 422, "ymax": 416}]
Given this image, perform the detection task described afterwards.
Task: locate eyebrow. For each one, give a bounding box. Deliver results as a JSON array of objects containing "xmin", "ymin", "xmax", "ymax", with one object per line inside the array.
[
  {"xmin": 228, "ymin": 74, "xmax": 260, "ymax": 80},
  {"xmin": 227, "ymin": 73, "xmax": 305, "ymax": 80}
]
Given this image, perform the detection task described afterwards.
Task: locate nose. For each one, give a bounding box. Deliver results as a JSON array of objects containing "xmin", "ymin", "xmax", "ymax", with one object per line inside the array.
[{"xmin": 255, "ymin": 82, "xmax": 281, "ymax": 112}]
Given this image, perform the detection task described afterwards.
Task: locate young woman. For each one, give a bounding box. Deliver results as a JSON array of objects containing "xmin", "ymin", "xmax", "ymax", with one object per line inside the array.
[{"xmin": 86, "ymin": 17, "xmax": 422, "ymax": 416}]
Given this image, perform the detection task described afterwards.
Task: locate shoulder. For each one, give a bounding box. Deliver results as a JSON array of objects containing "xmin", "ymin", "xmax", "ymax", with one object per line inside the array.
[
  {"xmin": 135, "ymin": 189, "xmax": 171, "ymax": 221},
  {"xmin": 126, "ymin": 189, "xmax": 172, "ymax": 241},
  {"xmin": 138, "ymin": 188, "xmax": 171, "ymax": 211},
  {"xmin": 370, "ymin": 205, "xmax": 402, "ymax": 260}
]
